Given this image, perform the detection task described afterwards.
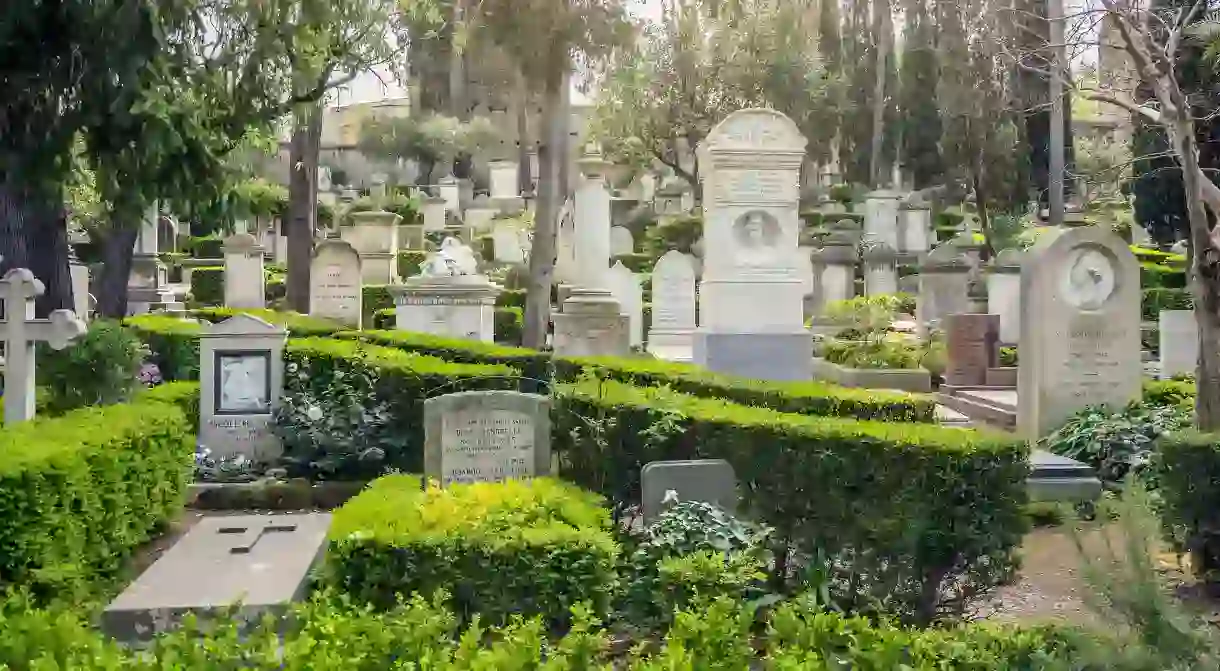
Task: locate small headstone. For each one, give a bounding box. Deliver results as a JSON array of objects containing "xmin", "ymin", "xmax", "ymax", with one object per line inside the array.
[
  {"xmin": 606, "ymin": 260, "xmax": 644, "ymax": 347},
  {"xmin": 0, "ymin": 269, "xmax": 87, "ymax": 423},
  {"xmin": 944, "ymin": 313, "xmax": 1000, "ymax": 387},
  {"xmin": 609, "ymin": 226, "xmax": 635, "ymax": 255},
  {"xmin": 102, "ymin": 513, "xmax": 331, "ymax": 643},
  {"xmin": 1019, "ymin": 226, "xmax": 1140, "ymax": 439},
  {"xmin": 309, "ymin": 240, "xmax": 362, "ymax": 327},
  {"xmin": 222, "ymin": 233, "xmax": 266, "ymax": 309},
  {"xmin": 553, "ymin": 288, "xmax": 630, "ymax": 357},
  {"xmin": 424, "ymin": 390, "xmax": 551, "ymax": 487},
  {"xmin": 422, "ymin": 196, "xmax": 448, "ymax": 232},
  {"xmin": 647, "ymin": 250, "xmax": 697, "ymax": 359},
  {"xmin": 198, "ymin": 314, "xmax": 287, "ymax": 461},
  {"xmin": 1159, "ymin": 309, "xmax": 1198, "ymax": 379},
  {"xmin": 492, "ymin": 224, "xmax": 526, "ymax": 264},
  {"xmin": 640, "ymin": 459, "xmax": 738, "ymax": 523}
]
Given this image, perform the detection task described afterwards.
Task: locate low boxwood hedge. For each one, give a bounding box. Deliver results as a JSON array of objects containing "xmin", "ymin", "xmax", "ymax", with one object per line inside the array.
[
  {"xmin": 188, "ymin": 267, "xmax": 223, "ymax": 306},
  {"xmin": 552, "ymin": 379, "xmax": 1027, "ymax": 621},
  {"xmin": 554, "ymin": 355, "xmax": 936, "ymax": 422},
  {"xmin": 285, "ymin": 338, "xmax": 518, "ymax": 471},
  {"xmin": 334, "ymin": 329, "xmax": 550, "ymax": 392},
  {"xmin": 190, "ymin": 308, "xmax": 343, "ymax": 337},
  {"xmin": 1156, "ymin": 431, "xmax": 1220, "ymax": 584},
  {"xmin": 612, "ymin": 252, "xmax": 653, "ymax": 273},
  {"xmin": 496, "ymin": 287, "xmax": 527, "ymax": 310},
  {"xmin": 325, "ymin": 474, "xmax": 618, "ymax": 626},
  {"xmin": 370, "ymin": 308, "xmax": 525, "ymax": 345},
  {"xmin": 0, "ymin": 392, "xmax": 194, "ymax": 597},
  {"xmin": 362, "ymin": 285, "xmax": 393, "ymax": 322}
]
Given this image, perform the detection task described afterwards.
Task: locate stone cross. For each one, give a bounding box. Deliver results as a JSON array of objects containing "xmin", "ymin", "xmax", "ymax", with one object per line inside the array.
[
  {"xmin": 218, "ymin": 522, "xmax": 298, "ymax": 555},
  {"xmin": 0, "ymin": 268, "xmax": 87, "ymax": 424}
]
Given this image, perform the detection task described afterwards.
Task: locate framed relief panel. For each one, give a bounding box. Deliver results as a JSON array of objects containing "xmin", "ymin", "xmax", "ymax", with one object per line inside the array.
[{"xmin": 213, "ymin": 350, "xmax": 272, "ymax": 415}]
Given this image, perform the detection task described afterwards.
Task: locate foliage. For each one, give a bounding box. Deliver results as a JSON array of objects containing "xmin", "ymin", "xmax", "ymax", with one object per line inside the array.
[
  {"xmin": 1000, "ymin": 345, "xmax": 1019, "ymax": 367},
  {"xmin": 899, "ymin": 0, "xmax": 942, "ymax": 187},
  {"xmin": 189, "ymin": 267, "xmax": 224, "ymax": 307},
  {"xmin": 285, "ymin": 338, "xmax": 517, "ymax": 472},
  {"xmin": 37, "ymin": 320, "xmax": 147, "ymax": 413},
  {"xmin": 193, "ymin": 448, "xmax": 260, "ymax": 484},
  {"xmin": 346, "ymin": 192, "xmax": 422, "ymax": 225},
  {"xmin": 1143, "ymin": 287, "xmax": 1194, "ymax": 321},
  {"xmin": 494, "ymin": 306, "xmax": 524, "ymax": 345},
  {"xmin": 497, "ymin": 287, "xmax": 528, "ymax": 310},
  {"xmin": 325, "ymin": 475, "xmax": 618, "ymax": 626},
  {"xmin": 1042, "ymin": 402, "xmax": 1192, "ymax": 484},
  {"xmin": 357, "ymin": 114, "xmax": 500, "ymax": 182},
  {"xmin": 361, "ymin": 285, "xmax": 394, "ymax": 322},
  {"xmin": 1076, "ymin": 135, "xmax": 1133, "ymax": 202},
  {"xmin": 1140, "ymin": 262, "xmax": 1187, "ymax": 288},
  {"xmin": 1157, "ymin": 432, "xmax": 1220, "ymax": 585},
  {"xmin": 398, "ymin": 250, "xmax": 429, "ymax": 279},
  {"xmin": 611, "ymin": 252, "xmax": 652, "ymax": 273},
  {"xmin": 0, "ymin": 394, "xmax": 193, "ymax": 599},
  {"xmin": 553, "ymin": 378, "xmax": 1027, "ymax": 622},
  {"xmin": 334, "ymin": 329, "xmax": 550, "ymax": 391},
  {"xmin": 642, "ymin": 214, "xmax": 703, "ymax": 258},
  {"xmin": 230, "ymin": 177, "xmax": 289, "ymax": 221},
  {"xmin": 821, "ymin": 335, "xmax": 928, "ymax": 370},
  {"xmin": 190, "ymin": 308, "xmax": 344, "ymax": 337},
  {"xmin": 186, "ymin": 236, "xmax": 225, "ymax": 259},
  {"xmin": 123, "ymin": 315, "xmax": 202, "ymax": 382},
  {"xmin": 1144, "ymin": 378, "xmax": 1197, "ymax": 407},
  {"xmin": 823, "ymin": 293, "xmax": 915, "ymax": 338}
]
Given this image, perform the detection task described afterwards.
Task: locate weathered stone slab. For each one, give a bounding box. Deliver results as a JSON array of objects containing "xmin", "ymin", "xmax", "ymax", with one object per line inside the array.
[
  {"xmin": 641, "ymin": 459, "xmax": 738, "ymax": 523},
  {"xmin": 424, "ymin": 390, "xmax": 551, "ymax": 487}
]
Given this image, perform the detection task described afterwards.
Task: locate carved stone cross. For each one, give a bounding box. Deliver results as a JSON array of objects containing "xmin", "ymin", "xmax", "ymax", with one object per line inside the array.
[
  {"xmin": 217, "ymin": 522, "xmax": 298, "ymax": 554},
  {"xmin": 0, "ymin": 269, "xmax": 87, "ymax": 424}
]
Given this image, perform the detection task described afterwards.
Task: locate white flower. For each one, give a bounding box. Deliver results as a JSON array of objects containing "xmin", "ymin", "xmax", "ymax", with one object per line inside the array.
[
  {"xmin": 662, "ymin": 489, "xmax": 681, "ymax": 506},
  {"xmin": 305, "ymin": 405, "xmax": 324, "ymax": 421}
]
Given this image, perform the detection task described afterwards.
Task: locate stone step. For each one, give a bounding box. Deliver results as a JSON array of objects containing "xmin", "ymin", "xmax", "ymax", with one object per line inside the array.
[{"xmin": 936, "ymin": 388, "xmax": 1017, "ymax": 431}]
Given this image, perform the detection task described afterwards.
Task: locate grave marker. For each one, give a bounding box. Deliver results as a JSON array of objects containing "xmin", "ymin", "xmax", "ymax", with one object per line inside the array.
[
  {"xmin": 640, "ymin": 459, "xmax": 738, "ymax": 523},
  {"xmin": 199, "ymin": 314, "xmax": 287, "ymax": 461},
  {"xmin": 424, "ymin": 390, "xmax": 551, "ymax": 487},
  {"xmin": 0, "ymin": 269, "xmax": 87, "ymax": 423},
  {"xmin": 309, "ymin": 240, "xmax": 362, "ymax": 327},
  {"xmin": 222, "ymin": 233, "xmax": 266, "ymax": 309},
  {"xmin": 647, "ymin": 250, "xmax": 697, "ymax": 359}
]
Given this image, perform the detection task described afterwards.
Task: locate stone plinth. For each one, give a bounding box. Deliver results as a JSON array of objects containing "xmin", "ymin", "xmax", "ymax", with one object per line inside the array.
[
  {"xmin": 552, "ymin": 288, "xmax": 630, "ymax": 357},
  {"xmin": 863, "ymin": 190, "xmax": 902, "ymax": 250},
  {"xmin": 422, "ymin": 196, "xmax": 447, "ymax": 232},
  {"xmin": 898, "ymin": 203, "xmax": 931, "ymax": 255},
  {"xmin": 198, "ymin": 314, "xmax": 287, "ymax": 461},
  {"xmin": 390, "ymin": 275, "xmax": 502, "ymax": 343},
  {"xmin": 944, "ymin": 313, "xmax": 1000, "ymax": 387},
  {"xmin": 917, "ymin": 243, "xmax": 971, "ymax": 334},
  {"xmin": 862, "ymin": 242, "xmax": 898, "ymax": 296},
  {"xmin": 222, "ymin": 233, "xmax": 266, "ymax": 309},
  {"xmin": 343, "ymin": 210, "xmax": 401, "ymax": 284},
  {"xmin": 648, "ymin": 250, "xmax": 698, "ymax": 360}
]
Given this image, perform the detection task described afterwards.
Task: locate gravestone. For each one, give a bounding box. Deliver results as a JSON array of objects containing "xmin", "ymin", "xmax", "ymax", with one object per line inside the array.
[
  {"xmin": 917, "ymin": 243, "xmax": 971, "ymax": 335},
  {"xmin": 0, "ymin": 269, "xmax": 87, "ymax": 424},
  {"xmin": 898, "ymin": 202, "xmax": 931, "ymax": 255},
  {"xmin": 863, "ymin": 190, "xmax": 901, "ymax": 250},
  {"xmin": 222, "ymin": 233, "xmax": 266, "ymax": 309},
  {"xmin": 1018, "ymin": 226, "xmax": 1140, "ymax": 439},
  {"xmin": 862, "ymin": 240, "xmax": 898, "ymax": 295},
  {"xmin": 309, "ymin": 240, "xmax": 363, "ymax": 327},
  {"xmin": 198, "ymin": 314, "xmax": 288, "ymax": 461},
  {"xmin": 606, "ymin": 260, "xmax": 644, "ymax": 347},
  {"xmin": 647, "ymin": 250, "xmax": 698, "ymax": 360},
  {"xmin": 492, "ymin": 223, "xmax": 526, "ymax": 264},
  {"xmin": 943, "ymin": 313, "xmax": 999, "ymax": 387},
  {"xmin": 640, "ymin": 459, "xmax": 738, "ymax": 523},
  {"xmin": 422, "ymin": 195, "xmax": 448, "ymax": 232},
  {"xmin": 102, "ymin": 513, "xmax": 331, "ymax": 643},
  {"xmin": 609, "ymin": 226, "xmax": 635, "ymax": 255},
  {"xmin": 1160, "ymin": 309, "xmax": 1198, "ymax": 379},
  {"xmin": 553, "ymin": 288, "xmax": 630, "ymax": 357},
  {"xmin": 986, "ymin": 248, "xmax": 1024, "ymax": 344},
  {"xmin": 693, "ymin": 109, "xmax": 810, "ymax": 381},
  {"xmin": 489, "ymin": 159, "xmax": 519, "ymax": 200},
  {"xmin": 424, "ymin": 390, "xmax": 551, "ymax": 487},
  {"xmin": 392, "ymin": 240, "xmax": 501, "ymax": 342},
  {"xmin": 438, "ymin": 176, "xmax": 461, "ymax": 213}
]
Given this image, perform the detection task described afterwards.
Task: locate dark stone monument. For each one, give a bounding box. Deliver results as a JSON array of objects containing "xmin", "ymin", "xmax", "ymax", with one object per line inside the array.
[
  {"xmin": 640, "ymin": 459, "xmax": 738, "ymax": 523},
  {"xmin": 944, "ymin": 313, "xmax": 999, "ymax": 387}
]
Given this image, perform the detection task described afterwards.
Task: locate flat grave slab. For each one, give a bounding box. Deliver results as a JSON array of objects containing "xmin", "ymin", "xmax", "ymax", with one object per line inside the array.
[
  {"xmin": 1028, "ymin": 450, "xmax": 1102, "ymax": 503},
  {"xmin": 102, "ymin": 513, "xmax": 331, "ymax": 643}
]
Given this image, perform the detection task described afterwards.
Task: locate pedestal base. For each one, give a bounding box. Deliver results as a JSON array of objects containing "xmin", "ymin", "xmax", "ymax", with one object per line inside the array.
[
  {"xmin": 693, "ymin": 330, "xmax": 812, "ymax": 381},
  {"xmin": 647, "ymin": 330, "xmax": 693, "ymax": 362}
]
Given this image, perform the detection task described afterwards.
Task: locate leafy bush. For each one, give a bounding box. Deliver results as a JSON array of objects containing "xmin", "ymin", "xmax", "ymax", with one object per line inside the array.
[
  {"xmin": 494, "ymin": 306, "xmax": 524, "ymax": 345},
  {"xmin": 285, "ymin": 338, "xmax": 517, "ymax": 472},
  {"xmin": 188, "ymin": 266, "xmax": 224, "ymax": 306},
  {"xmin": 361, "ymin": 285, "xmax": 393, "ymax": 322},
  {"xmin": 821, "ymin": 336, "xmax": 926, "ymax": 370},
  {"xmin": 1140, "ymin": 261, "xmax": 1186, "ymax": 289},
  {"xmin": 1142, "ymin": 287, "xmax": 1193, "ymax": 321},
  {"xmin": 0, "ymin": 394, "xmax": 193, "ymax": 598},
  {"xmin": 642, "ymin": 213, "xmax": 703, "ymax": 257},
  {"xmin": 1157, "ymin": 432, "xmax": 1220, "ymax": 587},
  {"xmin": 1042, "ymin": 402, "xmax": 1191, "ymax": 483},
  {"xmin": 824, "ymin": 294, "xmax": 916, "ymax": 336},
  {"xmin": 37, "ymin": 320, "xmax": 147, "ymax": 413},
  {"xmin": 554, "ymin": 355, "xmax": 936, "ymax": 422},
  {"xmin": 397, "ymin": 250, "xmax": 428, "ymax": 279},
  {"xmin": 335, "ymin": 329, "xmax": 550, "ymax": 392},
  {"xmin": 612, "ymin": 252, "xmax": 653, "ymax": 273},
  {"xmin": 325, "ymin": 475, "xmax": 618, "ymax": 626},
  {"xmin": 553, "ymin": 379, "xmax": 1027, "ymax": 622},
  {"xmin": 345, "ymin": 192, "xmax": 421, "ymax": 224},
  {"xmin": 1144, "ymin": 378, "xmax": 1196, "ymax": 407},
  {"xmin": 185, "ymin": 235, "xmax": 224, "ymax": 259},
  {"xmin": 123, "ymin": 314, "xmax": 202, "ymax": 381},
  {"xmin": 496, "ymin": 287, "xmax": 527, "ymax": 310},
  {"xmin": 274, "ymin": 353, "xmax": 398, "ymax": 480},
  {"xmin": 138, "ymin": 380, "xmax": 201, "ymax": 422},
  {"xmin": 999, "ymin": 345, "xmax": 1018, "ymax": 367}
]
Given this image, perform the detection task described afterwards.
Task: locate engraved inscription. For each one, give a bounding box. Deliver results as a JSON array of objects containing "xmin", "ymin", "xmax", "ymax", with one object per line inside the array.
[
  {"xmin": 1058, "ymin": 320, "xmax": 1128, "ymax": 400},
  {"xmin": 440, "ymin": 409, "xmax": 535, "ymax": 486},
  {"xmin": 714, "ymin": 170, "xmax": 796, "ymax": 204}
]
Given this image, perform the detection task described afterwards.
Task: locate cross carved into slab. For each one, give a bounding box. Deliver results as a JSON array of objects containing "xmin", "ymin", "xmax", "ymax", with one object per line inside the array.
[
  {"xmin": 0, "ymin": 269, "xmax": 86, "ymax": 425},
  {"xmin": 217, "ymin": 523, "xmax": 298, "ymax": 555}
]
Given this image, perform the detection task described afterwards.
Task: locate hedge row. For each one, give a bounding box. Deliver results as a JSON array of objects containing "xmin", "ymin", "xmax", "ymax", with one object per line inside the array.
[
  {"xmin": 190, "ymin": 308, "xmax": 343, "ymax": 337},
  {"xmin": 1157, "ymin": 431, "xmax": 1220, "ymax": 584},
  {"xmin": 551, "ymin": 379, "xmax": 1027, "ymax": 620},
  {"xmin": 0, "ymin": 385, "xmax": 195, "ymax": 597},
  {"xmin": 0, "ymin": 591, "xmax": 1098, "ymax": 668},
  {"xmin": 1142, "ymin": 287, "xmax": 1193, "ymax": 321},
  {"xmin": 123, "ymin": 315, "xmax": 203, "ymax": 382},
  {"xmin": 325, "ymin": 475, "xmax": 617, "ymax": 626},
  {"xmin": 1140, "ymin": 261, "xmax": 1186, "ymax": 289},
  {"xmin": 188, "ymin": 267, "xmax": 223, "ymax": 306},
  {"xmin": 285, "ymin": 338, "xmax": 517, "ymax": 471},
  {"xmin": 334, "ymin": 329, "xmax": 551, "ymax": 392},
  {"xmin": 370, "ymin": 306, "xmax": 525, "ymax": 346}
]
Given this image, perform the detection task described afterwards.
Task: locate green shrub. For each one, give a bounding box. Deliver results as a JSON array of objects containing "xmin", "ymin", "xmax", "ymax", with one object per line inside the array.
[
  {"xmin": 37, "ymin": 320, "xmax": 146, "ymax": 413},
  {"xmin": 821, "ymin": 337, "xmax": 926, "ymax": 370},
  {"xmin": 0, "ymin": 394, "xmax": 193, "ymax": 598},
  {"xmin": 642, "ymin": 214, "xmax": 702, "ymax": 257},
  {"xmin": 345, "ymin": 192, "xmax": 421, "ymax": 224},
  {"xmin": 361, "ymin": 285, "xmax": 393, "ymax": 322},
  {"xmin": 1042, "ymin": 402, "xmax": 1191, "ymax": 484},
  {"xmin": 1131, "ymin": 244, "xmax": 1187, "ymax": 266},
  {"xmin": 191, "ymin": 307, "xmax": 343, "ymax": 337},
  {"xmin": 325, "ymin": 475, "xmax": 619, "ymax": 626},
  {"xmin": 1144, "ymin": 378, "xmax": 1195, "ymax": 407},
  {"xmin": 186, "ymin": 236, "xmax": 224, "ymax": 259},
  {"xmin": 335, "ymin": 329, "xmax": 550, "ymax": 392},
  {"xmin": 476, "ymin": 234, "xmax": 494, "ymax": 263},
  {"xmin": 373, "ymin": 307, "xmax": 395, "ymax": 329},
  {"xmin": 999, "ymin": 345, "xmax": 1018, "ymax": 367},
  {"xmin": 552, "ymin": 379, "xmax": 1026, "ymax": 622},
  {"xmin": 1142, "ymin": 287, "xmax": 1193, "ymax": 321},
  {"xmin": 494, "ymin": 306, "xmax": 524, "ymax": 345},
  {"xmin": 285, "ymin": 338, "xmax": 517, "ymax": 472},
  {"xmin": 1156, "ymin": 432, "xmax": 1220, "ymax": 584},
  {"xmin": 397, "ymin": 250, "xmax": 428, "ymax": 279},
  {"xmin": 123, "ymin": 315, "xmax": 203, "ymax": 382},
  {"xmin": 612, "ymin": 252, "xmax": 653, "ymax": 273},
  {"xmin": 496, "ymin": 287, "xmax": 527, "ymax": 310},
  {"xmin": 554, "ymin": 355, "xmax": 935, "ymax": 422},
  {"xmin": 139, "ymin": 380, "xmax": 201, "ymax": 422},
  {"xmin": 1140, "ymin": 262, "xmax": 1187, "ymax": 289},
  {"xmin": 188, "ymin": 266, "xmax": 224, "ymax": 306}
]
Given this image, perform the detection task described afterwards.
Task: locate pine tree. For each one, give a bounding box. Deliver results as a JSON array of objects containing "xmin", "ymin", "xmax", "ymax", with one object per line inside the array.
[{"xmin": 899, "ymin": 0, "xmax": 941, "ymax": 188}]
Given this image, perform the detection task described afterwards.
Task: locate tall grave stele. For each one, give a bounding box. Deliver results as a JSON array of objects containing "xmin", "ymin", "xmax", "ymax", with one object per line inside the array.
[
  {"xmin": 693, "ymin": 109, "xmax": 810, "ymax": 381},
  {"xmin": 424, "ymin": 390, "xmax": 551, "ymax": 487},
  {"xmin": 199, "ymin": 314, "xmax": 288, "ymax": 461},
  {"xmin": 309, "ymin": 240, "xmax": 363, "ymax": 327},
  {"xmin": 222, "ymin": 232, "xmax": 266, "ymax": 309},
  {"xmin": 1018, "ymin": 226, "xmax": 1140, "ymax": 439}
]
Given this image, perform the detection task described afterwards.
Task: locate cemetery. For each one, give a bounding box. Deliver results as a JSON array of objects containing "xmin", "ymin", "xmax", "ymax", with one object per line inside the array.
[{"xmin": 5, "ymin": 0, "xmax": 1220, "ymax": 667}]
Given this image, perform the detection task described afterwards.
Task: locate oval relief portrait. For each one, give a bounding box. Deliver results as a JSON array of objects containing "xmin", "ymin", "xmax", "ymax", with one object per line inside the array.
[
  {"xmin": 733, "ymin": 210, "xmax": 781, "ymax": 266},
  {"xmin": 1058, "ymin": 246, "xmax": 1118, "ymax": 310}
]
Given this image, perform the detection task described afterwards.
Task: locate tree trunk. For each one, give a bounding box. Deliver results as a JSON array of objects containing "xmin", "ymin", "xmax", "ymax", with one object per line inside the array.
[
  {"xmin": 286, "ymin": 103, "xmax": 323, "ymax": 314},
  {"xmin": 517, "ymin": 77, "xmax": 532, "ymax": 195},
  {"xmin": 868, "ymin": 0, "xmax": 892, "ymax": 187},
  {"xmin": 95, "ymin": 223, "xmax": 139, "ymax": 319},
  {"xmin": 0, "ymin": 180, "xmax": 73, "ymax": 317},
  {"xmin": 522, "ymin": 73, "xmax": 566, "ymax": 349}
]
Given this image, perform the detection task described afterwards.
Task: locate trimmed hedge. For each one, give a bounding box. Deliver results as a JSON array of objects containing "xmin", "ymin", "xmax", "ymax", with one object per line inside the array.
[
  {"xmin": 139, "ymin": 380, "xmax": 202, "ymax": 423},
  {"xmin": 362, "ymin": 285, "xmax": 394, "ymax": 321},
  {"xmin": 1156, "ymin": 431, "xmax": 1220, "ymax": 583},
  {"xmin": 334, "ymin": 329, "xmax": 550, "ymax": 391},
  {"xmin": 186, "ymin": 236, "xmax": 224, "ymax": 259},
  {"xmin": 552, "ymin": 379, "xmax": 1027, "ymax": 621},
  {"xmin": 325, "ymin": 475, "xmax": 618, "ymax": 626},
  {"xmin": 188, "ymin": 267, "xmax": 224, "ymax": 306},
  {"xmin": 286, "ymin": 338, "xmax": 518, "ymax": 471},
  {"xmin": 493, "ymin": 306, "xmax": 524, "ymax": 345},
  {"xmin": 191, "ymin": 307, "xmax": 344, "ymax": 337},
  {"xmin": 554, "ymin": 355, "xmax": 936, "ymax": 422},
  {"xmin": 496, "ymin": 287, "xmax": 527, "ymax": 310},
  {"xmin": 124, "ymin": 315, "xmax": 202, "ymax": 382},
  {"xmin": 0, "ymin": 393, "xmax": 194, "ymax": 597},
  {"xmin": 1142, "ymin": 287, "xmax": 1193, "ymax": 321},
  {"xmin": 1130, "ymin": 244, "xmax": 1187, "ymax": 266}
]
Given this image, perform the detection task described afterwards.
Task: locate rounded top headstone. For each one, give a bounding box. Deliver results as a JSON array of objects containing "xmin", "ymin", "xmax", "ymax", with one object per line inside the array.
[
  {"xmin": 702, "ymin": 109, "xmax": 807, "ymax": 154},
  {"xmin": 222, "ymin": 232, "xmax": 260, "ymax": 252},
  {"xmin": 862, "ymin": 240, "xmax": 898, "ymax": 262},
  {"xmin": 989, "ymin": 247, "xmax": 1026, "ymax": 273},
  {"xmin": 921, "ymin": 242, "xmax": 971, "ymax": 271}
]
